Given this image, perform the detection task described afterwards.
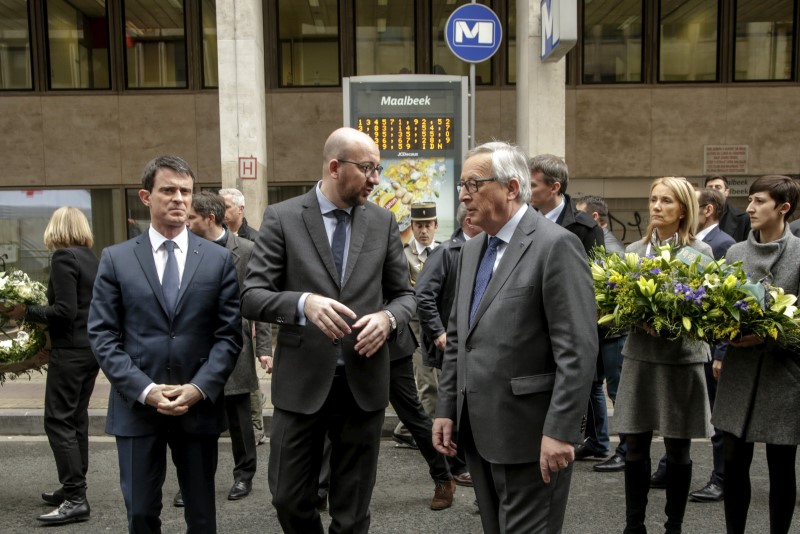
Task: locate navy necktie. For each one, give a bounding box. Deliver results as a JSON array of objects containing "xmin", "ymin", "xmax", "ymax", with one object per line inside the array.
[
  {"xmin": 162, "ymin": 240, "xmax": 179, "ymax": 315},
  {"xmin": 331, "ymin": 210, "xmax": 349, "ymax": 283},
  {"xmin": 469, "ymin": 236, "xmax": 501, "ymax": 326}
]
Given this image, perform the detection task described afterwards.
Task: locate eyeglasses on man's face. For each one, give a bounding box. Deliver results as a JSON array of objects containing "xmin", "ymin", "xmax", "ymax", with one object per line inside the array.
[
  {"xmin": 456, "ymin": 177, "xmax": 498, "ymax": 194},
  {"xmin": 338, "ymin": 159, "xmax": 383, "ymax": 177}
]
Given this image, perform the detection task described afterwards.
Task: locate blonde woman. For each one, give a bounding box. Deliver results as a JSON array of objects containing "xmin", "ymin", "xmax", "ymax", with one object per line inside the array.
[
  {"xmin": 614, "ymin": 177, "xmax": 713, "ymax": 534},
  {"xmin": 3, "ymin": 207, "xmax": 99, "ymax": 525}
]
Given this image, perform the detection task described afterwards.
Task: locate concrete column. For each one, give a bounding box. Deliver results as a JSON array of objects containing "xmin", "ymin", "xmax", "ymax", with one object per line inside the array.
[
  {"xmin": 216, "ymin": 0, "xmax": 268, "ymax": 228},
  {"xmin": 516, "ymin": 0, "xmax": 566, "ymax": 158}
]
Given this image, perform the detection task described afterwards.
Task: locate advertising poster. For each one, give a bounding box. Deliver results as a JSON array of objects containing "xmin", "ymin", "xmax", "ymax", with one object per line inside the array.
[{"xmin": 344, "ymin": 76, "xmax": 468, "ymax": 243}]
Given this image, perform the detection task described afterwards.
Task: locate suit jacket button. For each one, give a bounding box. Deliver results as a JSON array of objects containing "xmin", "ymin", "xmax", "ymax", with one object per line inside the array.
[
  {"xmin": 170, "ymin": 332, "xmax": 176, "ymax": 339},
  {"xmin": 332, "ymin": 338, "xmax": 340, "ymax": 346},
  {"xmin": 465, "ymin": 345, "xmax": 472, "ymax": 352},
  {"xmin": 460, "ymin": 388, "xmax": 465, "ymax": 395}
]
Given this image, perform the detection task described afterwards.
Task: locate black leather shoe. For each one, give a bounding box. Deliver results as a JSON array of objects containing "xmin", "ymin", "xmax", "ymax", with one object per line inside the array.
[
  {"xmin": 392, "ymin": 432, "xmax": 418, "ymax": 450},
  {"xmin": 228, "ymin": 480, "xmax": 252, "ymax": 500},
  {"xmin": 593, "ymin": 454, "xmax": 626, "ymax": 472},
  {"xmin": 574, "ymin": 442, "xmax": 608, "ymax": 460},
  {"xmin": 650, "ymin": 467, "xmax": 667, "ymax": 489},
  {"xmin": 37, "ymin": 498, "xmax": 90, "ymax": 524},
  {"xmin": 41, "ymin": 488, "xmax": 65, "ymax": 506},
  {"xmin": 689, "ymin": 481, "xmax": 724, "ymax": 502},
  {"xmin": 173, "ymin": 490, "xmax": 184, "ymax": 507}
]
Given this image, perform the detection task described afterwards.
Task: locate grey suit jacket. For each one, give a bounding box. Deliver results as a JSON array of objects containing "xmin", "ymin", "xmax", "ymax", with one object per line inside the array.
[
  {"xmin": 224, "ymin": 231, "xmax": 272, "ymax": 395},
  {"xmin": 241, "ymin": 188, "xmax": 415, "ymax": 414},
  {"xmin": 436, "ymin": 207, "xmax": 598, "ymax": 464}
]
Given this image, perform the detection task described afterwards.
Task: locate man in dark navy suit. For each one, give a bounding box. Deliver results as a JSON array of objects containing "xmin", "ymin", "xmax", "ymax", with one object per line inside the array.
[
  {"xmin": 89, "ymin": 156, "xmax": 242, "ymax": 533},
  {"xmin": 705, "ymin": 175, "xmax": 750, "ymax": 242}
]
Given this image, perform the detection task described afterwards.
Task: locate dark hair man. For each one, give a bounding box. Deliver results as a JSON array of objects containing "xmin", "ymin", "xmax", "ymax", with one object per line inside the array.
[
  {"xmin": 183, "ymin": 192, "xmax": 272, "ymax": 504},
  {"xmin": 704, "ymin": 175, "xmax": 751, "ymax": 242},
  {"xmin": 89, "ymin": 156, "xmax": 242, "ymax": 532}
]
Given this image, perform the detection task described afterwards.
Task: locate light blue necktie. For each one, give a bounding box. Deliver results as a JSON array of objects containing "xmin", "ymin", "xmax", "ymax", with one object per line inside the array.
[
  {"xmin": 162, "ymin": 240, "xmax": 179, "ymax": 315},
  {"xmin": 469, "ymin": 236, "xmax": 501, "ymax": 326}
]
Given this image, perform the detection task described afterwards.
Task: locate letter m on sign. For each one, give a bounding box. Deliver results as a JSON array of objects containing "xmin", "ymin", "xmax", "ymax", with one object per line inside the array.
[
  {"xmin": 455, "ymin": 20, "xmax": 494, "ymax": 46},
  {"xmin": 541, "ymin": 0, "xmax": 559, "ymax": 52}
]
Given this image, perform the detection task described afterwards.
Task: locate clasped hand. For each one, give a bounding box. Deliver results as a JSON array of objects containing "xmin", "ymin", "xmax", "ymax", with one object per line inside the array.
[
  {"xmin": 146, "ymin": 384, "xmax": 202, "ymax": 416},
  {"xmin": 304, "ymin": 294, "xmax": 390, "ymax": 357}
]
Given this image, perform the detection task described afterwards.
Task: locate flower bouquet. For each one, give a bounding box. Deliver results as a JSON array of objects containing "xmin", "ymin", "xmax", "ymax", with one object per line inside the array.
[
  {"xmin": 0, "ymin": 269, "xmax": 49, "ymax": 384},
  {"xmin": 591, "ymin": 245, "xmax": 800, "ymax": 350}
]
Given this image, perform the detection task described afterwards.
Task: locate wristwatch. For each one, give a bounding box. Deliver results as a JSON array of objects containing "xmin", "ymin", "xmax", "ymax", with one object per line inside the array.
[{"xmin": 383, "ymin": 310, "xmax": 397, "ymax": 331}]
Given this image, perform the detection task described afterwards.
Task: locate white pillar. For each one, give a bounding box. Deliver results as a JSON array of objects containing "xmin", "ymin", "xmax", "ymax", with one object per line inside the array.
[
  {"xmin": 217, "ymin": 0, "xmax": 268, "ymax": 228},
  {"xmin": 516, "ymin": 0, "xmax": 566, "ymax": 158}
]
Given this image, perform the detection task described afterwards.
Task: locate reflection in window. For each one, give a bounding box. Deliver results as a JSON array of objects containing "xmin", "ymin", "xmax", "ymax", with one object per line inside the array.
[
  {"xmin": 431, "ymin": 0, "xmax": 491, "ymax": 83},
  {"xmin": 734, "ymin": 0, "xmax": 794, "ymax": 81},
  {"xmin": 659, "ymin": 0, "xmax": 718, "ymax": 82},
  {"xmin": 0, "ymin": 189, "xmax": 118, "ymax": 283},
  {"xmin": 278, "ymin": 0, "xmax": 339, "ymax": 87},
  {"xmin": 583, "ymin": 0, "xmax": 642, "ymax": 83},
  {"xmin": 124, "ymin": 0, "xmax": 187, "ymax": 88},
  {"xmin": 0, "ymin": 0, "xmax": 32, "ymax": 90},
  {"xmin": 201, "ymin": 0, "xmax": 217, "ymax": 87},
  {"xmin": 355, "ymin": 0, "xmax": 415, "ymax": 75},
  {"xmin": 507, "ymin": 0, "xmax": 515, "ymax": 84},
  {"xmin": 46, "ymin": 0, "xmax": 110, "ymax": 89}
]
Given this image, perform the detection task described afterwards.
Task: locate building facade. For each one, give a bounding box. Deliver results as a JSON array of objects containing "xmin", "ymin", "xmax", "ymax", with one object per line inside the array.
[{"xmin": 0, "ymin": 0, "xmax": 798, "ymax": 278}]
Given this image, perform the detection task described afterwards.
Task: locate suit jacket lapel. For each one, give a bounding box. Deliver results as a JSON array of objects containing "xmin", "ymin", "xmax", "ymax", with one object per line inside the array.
[
  {"xmin": 342, "ymin": 204, "xmax": 367, "ymax": 287},
  {"xmin": 301, "ymin": 191, "xmax": 341, "ymax": 286},
  {"xmin": 468, "ymin": 208, "xmax": 536, "ymax": 331},
  {"xmin": 134, "ymin": 235, "xmax": 170, "ymax": 317},
  {"xmin": 175, "ymin": 233, "xmax": 203, "ymax": 316}
]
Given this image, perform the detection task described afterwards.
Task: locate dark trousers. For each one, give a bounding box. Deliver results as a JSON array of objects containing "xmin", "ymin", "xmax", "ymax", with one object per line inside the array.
[
  {"xmin": 723, "ymin": 433, "xmax": 797, "ymax": 534},
  {"xmin": 116, "ymin": 431, "xmax": 219, "ymax": 533},
  {"xmin": 703, "ymin": 361, "xmax": 725, "ymax": 485},
  {"xmin": 224, "ymin": 392, "xmax": 257, "ymax": 483},
  {"xmin": 461, "ymin": 400, "xmax": 572, "ymax": 534},
  {"xmin": 389, "ymin": 356, "xmax": 452, "ymax": 482},
  {"xmin": 44, "ymin": 347, "xmax": 99, "ymax": 501},
  {"xmin": 269, "ymin": 371, "xmax": 384, "ymax": 534}
]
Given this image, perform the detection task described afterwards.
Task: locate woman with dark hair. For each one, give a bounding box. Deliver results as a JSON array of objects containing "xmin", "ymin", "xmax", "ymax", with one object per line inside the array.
[
  {"xmin": 614, "ymin": 177, "xmax": 713, "ymax": 534},
  {"xmin": 2, "ymin": 206, "xmax": 99, "ymax": 525},
  {"xmin": 712, "ymin": 175, "xmax": 800, "ymax": 534}
]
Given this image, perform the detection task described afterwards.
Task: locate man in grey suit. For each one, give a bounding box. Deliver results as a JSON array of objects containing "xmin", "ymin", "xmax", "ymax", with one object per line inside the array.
[
  {"xmin": 432, "ymin": 141, "xmax": 597, "ymax": 533},
  {"xmin": 184, "ymin": 192, "xmax": 272, "ymax": 502},
  {"xmin": 88, "ymin": 156, "xmax": 242, "ymax": 532},
  {"xmin": 241, "ymin": 127, "xmax": 415, "ymax": 533}
]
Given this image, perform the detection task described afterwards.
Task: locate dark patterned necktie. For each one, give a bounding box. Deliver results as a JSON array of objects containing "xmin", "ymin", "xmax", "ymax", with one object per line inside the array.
[
  {"xmin": 162, "ymin": 240, "xmax": 179, "ymax": 315},
  {"xmin": 469, "ymin": 236, "xmax": 501, "ymax": 326},
  {"xmin": 331, "ymin": 210, "xmax": 349, "ymax": 283}
]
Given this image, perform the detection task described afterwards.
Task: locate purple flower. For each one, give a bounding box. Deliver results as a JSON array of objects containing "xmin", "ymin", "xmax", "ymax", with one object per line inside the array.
[
  {"xmin": 734, "ymin": 300, "xmax": 750, "ymax": 312},
  {"xmin": 607, "ymin": 282, "xmax": 617, "ymax": 289},
  {"xmin": 649, "ymin": 268, "xmax": 662, "ymax": 275}
]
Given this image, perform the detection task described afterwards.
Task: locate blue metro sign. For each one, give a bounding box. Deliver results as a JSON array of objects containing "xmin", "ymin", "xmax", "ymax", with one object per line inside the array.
[{"xmin": 445, "ymin": 3, "xmax": 503, "ymax": 64}]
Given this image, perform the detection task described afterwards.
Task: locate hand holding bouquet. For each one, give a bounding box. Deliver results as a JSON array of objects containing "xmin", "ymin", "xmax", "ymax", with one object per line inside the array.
[
  {"xmin": 0, "ymin": 269, "xmax": 48, "ymax": 383},
  {"xmin": 591, "ymin": 245, "xmax": 800, "ymax": 350}
]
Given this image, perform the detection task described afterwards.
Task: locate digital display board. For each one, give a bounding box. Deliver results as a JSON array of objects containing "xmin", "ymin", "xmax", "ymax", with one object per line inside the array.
[
  {"xmin": 344, "ymin": 76, "xmax": 468, "ymax": 242},
  {"xmin": 357, "ymin": 117, "xmax": 454, "ymax": 152}
]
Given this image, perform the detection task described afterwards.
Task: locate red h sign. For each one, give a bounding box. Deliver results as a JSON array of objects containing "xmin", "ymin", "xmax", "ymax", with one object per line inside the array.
[{"xmin": 239, "ymin": 157, "xmax": 258, "ymax": 180}]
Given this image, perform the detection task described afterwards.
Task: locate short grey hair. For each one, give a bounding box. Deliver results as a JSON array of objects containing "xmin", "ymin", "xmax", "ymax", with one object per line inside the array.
[
  {"xmin": 528, "ymin": 153, "xmax": 569, "ymax": 195},
  {"xmin": 456, "ymin": 202, "xmax": 468, "ymax": 226},
  {"xmin": 218, "ymin": 188, "xmax": 245, "ymax": 207},
  {"xmin": 465, "ymin": 141, "xmax": 531, "ymax": 204}
]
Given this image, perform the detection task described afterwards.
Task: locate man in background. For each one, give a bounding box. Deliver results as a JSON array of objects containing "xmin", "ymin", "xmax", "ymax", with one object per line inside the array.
[{"xmin": 704, "ymin": 175, "xmax": 751, "ymax": 242}]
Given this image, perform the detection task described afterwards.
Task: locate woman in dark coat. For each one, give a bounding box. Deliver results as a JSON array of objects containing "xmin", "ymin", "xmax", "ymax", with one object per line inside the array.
[
  {"xmin": 712, "ymin": 175, "xmax": 800, "ymax": 534},
  {"xmin": 614, "ymin": 177, "xmax": 713, "ymax": 534},
  {"xmin": 3, "ymin": 206, "xmax": 99, "ymax": 525}
]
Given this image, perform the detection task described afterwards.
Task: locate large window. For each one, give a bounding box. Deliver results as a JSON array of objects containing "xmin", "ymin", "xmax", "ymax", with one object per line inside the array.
[
  {"xmin": 659, "ymin": 0, "xmax": 718, "ymax": 82},
  {"xmin": 45, "ymin": 0, "xmax": 110, "ymax": 89},
  {"xmin": 124, "ymin": 0, "xmax": 188, "ymax": 88},
  {"xmin": 431, "ymin": 0, "xmax": 492, "ymax": 83},
  {"xmin": 201, "ymin": 0, "xmax": 217, "ymax": 87},
  {"xmin": 583, "ymin": 0, "xmax": 643, "ymax": 83},
  {"xmin": 734, "ymin": 0, "xmax": 794, "ymax": 81},
  {"xmin": 0, "ymin": 0, "xmax": 32, "ymax": 90},
  {"xmin": 355, "ymin": 0, "xmax": 415, "ymax": 75},
  {"xmin": 277, "ymin": 0, "xmax": 340, "ymax": 87}
]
